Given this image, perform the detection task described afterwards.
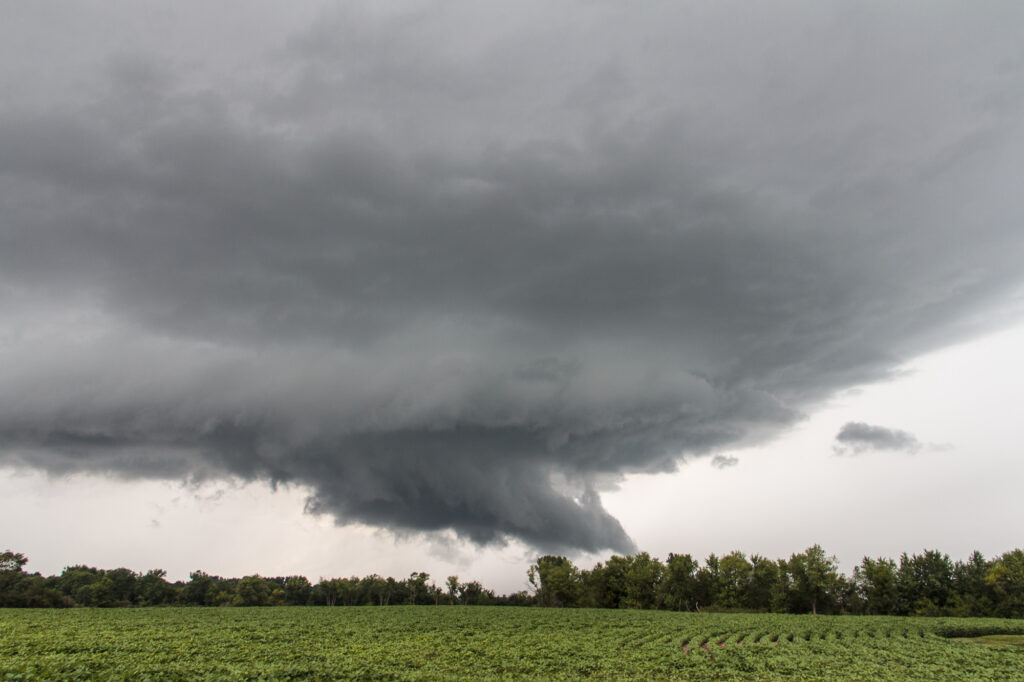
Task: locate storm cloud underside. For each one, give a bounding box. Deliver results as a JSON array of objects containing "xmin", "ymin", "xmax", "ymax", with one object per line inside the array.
[{"xmin": 2, "ymin": 2, "xmax": 1024, "ymax": 552}]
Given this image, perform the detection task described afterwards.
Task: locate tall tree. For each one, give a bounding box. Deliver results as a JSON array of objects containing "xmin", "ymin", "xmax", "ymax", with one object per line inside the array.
[
  {"xmin": 718, "ymin": 551, "xmax": 752, "ymax": 609},
  {"xmin": 527, "ymin": 556, "xmax": 581, "ymax": 607},
  {"xmin": 746, "ymin": 555, "xmax": 781, "ymax": 611},
  {"xmin": 785, "ymin": 545, "xmax": 840, "ymax": 615},
  {"xmin": 458, "ymin": 581, "xmax": 494, "ymax": 605},
  {"xmin": 694, "ymin": 554, "xmax": 723, "ymax": 611},
  {"xmin": 0, "ymin": 550, "xmax": 28, "ymax": 573},
  {"xmin": 0, "ymin": 550, "xmax": 31, "ymax": 607},
  {"xmin": 138, "ymin": 569, "xmax": 174, "ymax": 605},
  {"xmin": 986, "ymin": 549, "xmax": 1024, "ymax": 618},
  {"xmin": 283, "ymin": 576, "xmax": 312, "ymax": 606},
  {"xmin": 659, "ymin": 553, "xmax": 698, "ymax": 611},
  {"xmin": 897, "ymin": 550, "xmax": 954, "ymax": 615},
  {"xmin": 406, "ymin": 572, "xmax": 430, "ymax": 605},
  {"xmin": 622, "ymin": 553, "xmax": 664, "ymax": 610},
  {"xmin": 855, "ymin": 557, "xmax": 899, "ymax": 615},
  {"xmin": 181, "ymin": 571, "xmax": 215, "ymax": 605},
  {"xmin": 446, "ymin": 576, "xmax": 460, "ymax": 605},
  {"xmin": 951, "ymin": 551, "xmax": 991, "ymax": 616},
  {"xmin": 236, "ymin": 575, "xmax": 270, "ymax": 606},
  {"xmin": 105, "ymin": 568, "xmax": 139, "ymax": 604}
]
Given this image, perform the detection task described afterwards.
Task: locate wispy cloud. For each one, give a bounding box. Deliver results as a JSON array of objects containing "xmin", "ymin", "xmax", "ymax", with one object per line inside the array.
[{"xmin": 710, "ymin": 455, "xmax": 740, "ymax": 470}]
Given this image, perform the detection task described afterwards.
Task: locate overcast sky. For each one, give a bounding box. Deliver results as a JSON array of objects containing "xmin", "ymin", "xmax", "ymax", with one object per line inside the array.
[{"xmin": 2, "ymin": 2, "xmax": 1024, "ymax": 589}]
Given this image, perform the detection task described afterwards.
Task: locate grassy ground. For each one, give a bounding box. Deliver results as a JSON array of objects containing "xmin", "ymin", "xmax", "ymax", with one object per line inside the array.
[
  {"xmin": 953, "ymin": 633, "xmax": 1024, "ymax": 648},
  {"xmin": 2, "ymin": 607, "xmax": 1023, "ymax": 680}
]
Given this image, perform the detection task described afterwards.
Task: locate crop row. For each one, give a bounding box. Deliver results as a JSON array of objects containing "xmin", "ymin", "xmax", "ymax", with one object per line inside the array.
[{"xmin": 2, "ymin": 607, "xmax": 1023, "ymax": 680}]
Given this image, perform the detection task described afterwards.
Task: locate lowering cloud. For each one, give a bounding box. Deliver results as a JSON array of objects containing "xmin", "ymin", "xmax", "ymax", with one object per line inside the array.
[
  {"xmin": 1, "ymin": 3, "xmax": 1023, "ymax": 552},
  {"xmin": 834, "ymin": 422, "xmax": 922, "ymax": 456}
]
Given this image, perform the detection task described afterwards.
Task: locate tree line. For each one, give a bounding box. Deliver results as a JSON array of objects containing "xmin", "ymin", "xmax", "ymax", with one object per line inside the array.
[
  {"xmin": 0, "ymin": 551, "xmax": 529, "ymax": 608},
  {"xmin": 528, "ymin": 546, "xmax": 1024, "ymax": 618},
  {"xmin": 2, "ymin": 545, "xmax": 1023, "ymax": 617}
]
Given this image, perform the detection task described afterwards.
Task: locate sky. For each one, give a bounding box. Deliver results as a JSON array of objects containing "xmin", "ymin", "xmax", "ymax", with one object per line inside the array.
[{"xmin": 2, "ymin": 1, "xmax": 1024, "ymax": 593}]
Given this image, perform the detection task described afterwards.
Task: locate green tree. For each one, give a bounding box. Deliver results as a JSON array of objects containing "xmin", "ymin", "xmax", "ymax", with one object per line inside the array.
[
  {"xmin": 718, "ymin": 551, "xmax": 752, "ymax": 609},
  {"xmin": 694, "ymin": 554, "xmax": 723, "ymax": 611},
  {"xmin": 950, "ymin": 550, "xmax": 991, "ymax": 616},
  {"xmin": 0, "ymin": 551, "xmax": 30, "ymax": 608},
  {"xmin": 659, "ymin": 553, "xmax": 698, "ymax": 611},
  {"xmin": 406, "ymin": 572, "xmax": 430, "ymax": 605},
  {"xmin": 0, "ymin": 550, "xmax": 28, "ymax": 573},
  {"xmin": 428, "ymin": 581, "xmax": 444, "ymax": 605},
  {"xmin": 364, "ymin": 575, "xmax": 390, "ymax": 606},
  {"xmin": 622, "ymin": 553, "xmax": 664, "ymax": 609},
  {"xmin": 0, "ymin": 551, "xmax": 32, "ymax": 607},
  {"xmin": 236, "ymin": 575, "xmax": 270, "ymax": 606},
  {"xmin": 181, "ymin": 571, "xmax": 215, "ymax": 605},
  {"xmin": 283, "ymin": 576, "xmax": 312, "ymax": 606},
  {"xmin": 105, "ymin": 568, "xmax": 139, "ymax": 604},
  {"xmin": 583, "ymin": 555, "xmax": 632, "ymax": 608},
  {"xmin": 746, "ymin": 554, "xmax": 781, "ymax": 611},
  {"xmin": 897, "ymin": 550, "xmax": 954, "ymax": 615},
  {"xmin": 986, "ymin": 549, "xmax": 1024, "ymax": 618},
  {"xmin": 785, "ymin": 545, "xmax": 841, "ymax": 615},
  {"xmin": 138, "ymin": 569, "xmax": 174, "ymax": 605},
  {"xmin": 855, "ymin": 557, "xmax": 899, "ymax": 615},
  {"xmin": 57, "ymin": 565, "xmax": 103, "ymax": 604},
  {"xmin": 528, "ymin": 556, "xmax": 581, "ymax": 607},
  {"xmin": 458, "ymin": 580, "xmax": 494, "ymax": 605},
  {"xmin": 318, "ymin": 578, "xmax": 341, "ymax": 606},
  {"xmin": 446, "ymin": 575, "xmax": 460, "ymax": 604},
  {"xmin": 76, "ymin": 575, "xmax": 117, "ymax": 607}
]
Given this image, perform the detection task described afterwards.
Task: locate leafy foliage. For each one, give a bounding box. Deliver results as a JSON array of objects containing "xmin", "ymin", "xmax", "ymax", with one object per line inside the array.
[{"xmin": 2, "ymin": 607, "xmax": 1024, "ymax": 680}]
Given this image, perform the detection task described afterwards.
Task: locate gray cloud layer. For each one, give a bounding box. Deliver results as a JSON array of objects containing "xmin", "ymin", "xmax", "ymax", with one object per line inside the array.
[
  {"xmin": 834, "ymin": 422, "xmax": 922, "ymax": 455},
  {"xmin": 2, "ymin": 2, "xmax": 1024, "ymax": 552}
]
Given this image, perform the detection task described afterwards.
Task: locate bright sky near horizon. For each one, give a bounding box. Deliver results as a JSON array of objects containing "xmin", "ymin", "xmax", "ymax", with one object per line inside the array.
[{"xmin": 2, "ymin": 2, "xmax": 1024, "ymax": 594}]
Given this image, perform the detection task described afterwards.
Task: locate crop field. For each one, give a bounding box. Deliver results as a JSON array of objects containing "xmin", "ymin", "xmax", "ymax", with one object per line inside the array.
[{"xmin": 2, "ymin": 607, "xmax": 1023, "ymax": 680}]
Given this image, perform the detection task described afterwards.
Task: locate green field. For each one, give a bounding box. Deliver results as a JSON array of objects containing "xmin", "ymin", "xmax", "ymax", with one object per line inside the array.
[{"xmin": 2, "ymin": 607, "xmax": 1023, "ymax": 680}]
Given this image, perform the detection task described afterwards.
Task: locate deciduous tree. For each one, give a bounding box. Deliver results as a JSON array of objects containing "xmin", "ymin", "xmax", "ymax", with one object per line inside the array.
[{"xmin": 786, "ymin": 545, "xmax": 840, "ymax": 615}]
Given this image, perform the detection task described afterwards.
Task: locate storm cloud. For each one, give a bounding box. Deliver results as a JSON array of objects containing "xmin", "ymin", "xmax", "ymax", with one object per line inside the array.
[
  {"xmin": 2, "ymin": 2, "xmax": 1024, "ymax": 552},
  {"xmin": 834, "ymin": 422, "xmax": 922, "ymax": 455}
]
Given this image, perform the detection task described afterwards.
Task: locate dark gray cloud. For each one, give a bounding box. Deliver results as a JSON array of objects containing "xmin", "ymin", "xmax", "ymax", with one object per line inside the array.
[
  {"xmin": 710, "ymin": 455, "xmax": 739, "ymax": 470},
  {"xmin": 834, "ymin": 422, "xmax": 922, "ymax": 455},
  {"xmin": 1, "ymin": 2, "xmax": 1023, "ymax": 553}
]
